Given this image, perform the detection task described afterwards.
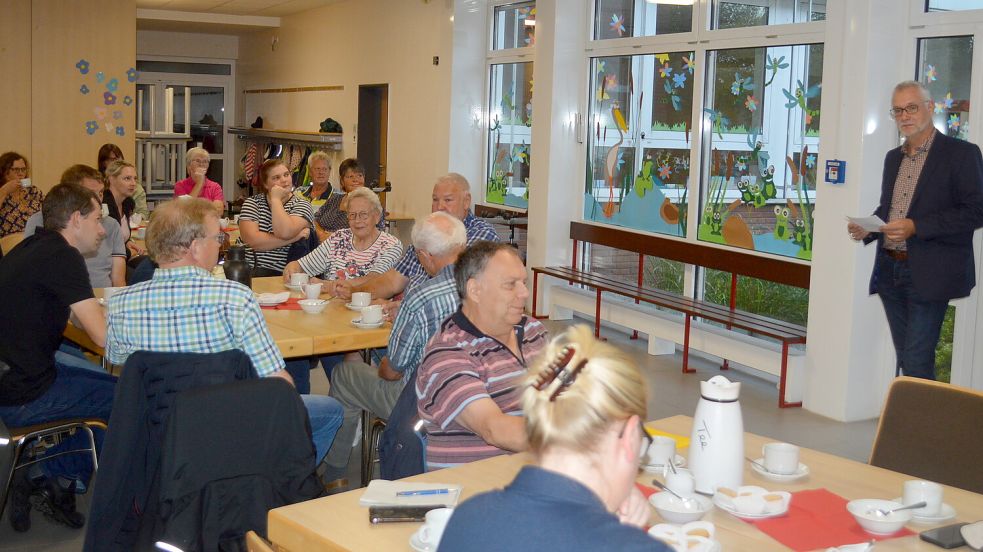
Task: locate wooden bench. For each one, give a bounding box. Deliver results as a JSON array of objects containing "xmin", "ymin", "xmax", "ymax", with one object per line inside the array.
[{"xmin": 531, "ymin": 222, "xmax": 810, "ymax": 408}]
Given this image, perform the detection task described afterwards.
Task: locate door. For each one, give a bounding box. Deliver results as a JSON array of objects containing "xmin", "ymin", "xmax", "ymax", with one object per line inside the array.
[{"xmin": 358, "ymin": 84, "xmax": 389, "ymax": 190}]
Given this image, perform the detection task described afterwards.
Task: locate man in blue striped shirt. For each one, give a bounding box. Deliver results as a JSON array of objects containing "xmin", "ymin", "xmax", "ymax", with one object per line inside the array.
[
  {"xmin": 106, "ymin": 199, "xmax": 343, "ymax": 464},
  {"xmin": 320, "ymin": 212, "xmax": 467, "ymax": 483}
]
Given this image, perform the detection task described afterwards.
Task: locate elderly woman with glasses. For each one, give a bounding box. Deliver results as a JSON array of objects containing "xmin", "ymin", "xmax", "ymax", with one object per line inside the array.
[
  {"xmin": 0, "ymin": 152, "xmax": 43, "ymax": 238},
  {"xmin": 438, "ymin": 325, "xmax": 671, "ymax": 552},
  {"xmin": 174, "ymin": 147, "xmax": 225, "ymax": 215},
  {"xmin": 283, "ymin": 187, "xmax": 401, "ymax": 296}
]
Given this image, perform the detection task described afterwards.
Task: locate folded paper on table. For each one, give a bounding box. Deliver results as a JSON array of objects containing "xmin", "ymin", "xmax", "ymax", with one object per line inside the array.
[
  {"xmin": 359, "ymin": 480, "xmax": 462, "ymax": 508},
  {"xmin": 749, "ymin": 488, "xmax": 913, "ymax": 551},
  {"xmin": 846, "ymin": 215, "xmax": 886, "ymax": 233}
]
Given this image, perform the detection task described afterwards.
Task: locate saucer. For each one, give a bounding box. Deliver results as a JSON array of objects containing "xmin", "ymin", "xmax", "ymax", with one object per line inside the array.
[
  {"xmin": 643, "ymin": 454, "xmax": 686, "ymax": 472},
  {"xmin": 346, "ymin": 302, "xmax": 369, "ymax": 311},
  {"xmin": 409, "ymin": 528, "xmax": 435, "ymax": 552},
  {"xmin": 284, "ymin": 282, "xmax": 305, "ymax": 292},
  {"xmin": 256, "ymin": 292, "xmax": 289, "ymax": 306},
  {"xmin": 352, "ymin": 318, "xmax": 384, "ymax": 329},
  {"xmin": 712, "ymin": 487, "xmax": 791, "ymax": 520},
  {"xmin": 890, "ymin": 497, "xmax": 957, "ymax": 524},
  {"xmin": 750, "ymin": 458, "xmax": 810, "ymax": 482}
]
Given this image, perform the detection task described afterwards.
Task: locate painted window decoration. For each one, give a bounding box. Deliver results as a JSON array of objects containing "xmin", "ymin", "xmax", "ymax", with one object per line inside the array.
[
  {"xmin": 710, "ymin": 0, "xmax": 825, "ymax": 30},
  {"xmin": 492, "ymin": 1, "xmax": 535, "ymax": 50},
  {"xmin": 486, "ymin": 62, "xmax": 533, "ymax": 208},
  {"xmin": 927, "ymin": 0, "xmax": 983, "ymax": 12},
  {"xmin": 585, "ymin": 51, "xmax": 695, "ymax": 237},
  {"xmin": 917, "ymin": 36, "xmax": 973, "ymax": 142},
  {"xmin": 700, "ymin": 44, "xmax": 822, "ymax": 260},
  {"xmin": 594, "ymin": 0, "xmax": 692, "ymax": 40}
]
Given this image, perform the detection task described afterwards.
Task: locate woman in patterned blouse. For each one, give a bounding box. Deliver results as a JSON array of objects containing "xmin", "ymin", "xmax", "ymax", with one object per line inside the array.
[
  {"xmin": 0, "ymin": 152, "xmax": 43, "ymax": 238},
  {"xmin": 283, "ymin": 187, "xmax": 401, "ymax": 296}
]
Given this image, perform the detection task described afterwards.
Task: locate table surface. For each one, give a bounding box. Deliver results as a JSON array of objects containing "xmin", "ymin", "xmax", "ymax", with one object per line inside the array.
[{"xmin": 267, "ymin": 415, "xmax": 983, "ymax": 552}]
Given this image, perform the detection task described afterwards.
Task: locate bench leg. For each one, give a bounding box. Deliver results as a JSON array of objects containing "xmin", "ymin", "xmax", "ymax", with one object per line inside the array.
[
  {"xmin": 682, "ymin": 314, "xmax": 695, "ymax": 373},
  {"xmin": 720, "ymin": 359, "xmax": 730, "ymax": 371},
  {"xmin": 779, "ymin": 342, "xmax": 802, "ymax": 408},
  {"xmin": 594, "ymin": 289, "xmax": 602, "ymax": 339}
]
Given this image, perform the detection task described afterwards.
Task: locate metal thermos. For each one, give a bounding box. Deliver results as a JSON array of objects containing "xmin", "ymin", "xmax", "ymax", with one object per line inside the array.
[
  {"xmin": 223, "ymin": 245, "xmax": 252, "ymax": 288},
  {"xmin": 688, "ymin": 375, "xmax": 744, "ymax": 494}
]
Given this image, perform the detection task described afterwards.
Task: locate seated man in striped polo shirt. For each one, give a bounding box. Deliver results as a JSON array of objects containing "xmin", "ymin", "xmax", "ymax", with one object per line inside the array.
[{"xmin": 416, "ymin": 241, "xmax": 548, "ymax": 470}]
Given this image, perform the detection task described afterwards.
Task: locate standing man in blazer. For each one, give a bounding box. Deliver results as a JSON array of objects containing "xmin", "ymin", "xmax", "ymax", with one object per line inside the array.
[{"xmin": 848, "ymin": 80, "xmax": 983, "ymax": 380}]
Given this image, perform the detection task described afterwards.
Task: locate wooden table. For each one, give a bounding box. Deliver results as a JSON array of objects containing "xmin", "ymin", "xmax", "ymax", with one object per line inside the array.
[{"xmin": 267, "ymin": 415, "xmax": 983, "ymax": 551}]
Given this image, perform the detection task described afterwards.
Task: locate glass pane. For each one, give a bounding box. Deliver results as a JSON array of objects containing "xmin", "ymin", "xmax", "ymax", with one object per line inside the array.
[
  {"xmin": 927, "ymin": 0, "xmax": 983, "ymax": 12},
  {"xmin": 492, "ymin": 1, "xmax": 535, "ymax": 50},
  {"xmin": 594, "ymin": 0, "xmax": 692, "ymax": 40},
  {"xmin": 136, "ymin": 60, "xmax": 232, "ymax": 75},
  {"xmin": 935, "ymin": 305, "xmax": 956, "ymax": 383},
  {"xmin": 711, "ymin": 0, "xmax": 825, "ymax": 30},
  {"xmin": 700, "ymin": 44, "xmax": 822, "ymax": 260},
  {"xmin": 587, "ymin": 244, "xmax": 684, "ymax": 294},
  {"xmin": 585, "ymin": 52, "xmax": 695, "ymax": 237},
  {"xmin": 188, "ymin": 86, "xmax": 226, "ymax": 154},
  {"xmin": 702, "ymin": 268, "xmax": 809, "ymax": 326},
  {"xmin": 918, "ymin": 36, "xmax": 973, "ymax": 141},
  {"xmin": 486, "ymin": 62, "xmax": 533, "ymax": 208}
]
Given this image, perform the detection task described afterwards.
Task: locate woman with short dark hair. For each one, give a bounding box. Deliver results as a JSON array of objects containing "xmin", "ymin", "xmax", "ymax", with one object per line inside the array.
[{"xmin": 0, "ymin": 152, "xmax": 43, "ymax": 238}]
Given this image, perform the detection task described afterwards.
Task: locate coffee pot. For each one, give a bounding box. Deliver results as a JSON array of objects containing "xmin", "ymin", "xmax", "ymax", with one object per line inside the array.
[
  {"xmin": 223, "ymin": 245, "xmax": 252, "ymax": 288},
  {"xmin": 688, "ymin": 375, "xmax": 744, "ymax": 495}
]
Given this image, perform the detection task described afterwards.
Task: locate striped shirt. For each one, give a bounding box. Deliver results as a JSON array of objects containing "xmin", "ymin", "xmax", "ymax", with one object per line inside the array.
[
  {"xmin": 416, "ymin": 310, "xmax": 548, "ymax": 470},
  {"xmin": 388, "ymin": 263, "xmax": 460, "ymax": 381},
  {"xmin": 105, "ymin": 265, "xmax": 285, "ymax": 376},
  {"xmin": 297, "ymin": 228, "xmax": 402, "ymax": 280},
  {"xmin": 395, "ymin": 211, "xmax": 499, "ymax": 294},
  {"xmin": 239, "ymin": 193, "xmax": 314, "ymax": 273},
  {"xmin": 886, "ymin": 129, "xmax": 937, "ymax": 251}
]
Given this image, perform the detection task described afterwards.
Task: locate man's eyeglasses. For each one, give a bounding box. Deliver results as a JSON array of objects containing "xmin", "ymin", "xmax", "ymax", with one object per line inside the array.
[
  {"xmin": 889, "ymin": 101, "xmax": 930, "ymax": 119},
  {"xmin": 199, "ymin": 232, "xmax": 225, "ymax": 245},
  {"xmin": 347, "ymin": 211, "xmax": 371, "ymax": 222}
]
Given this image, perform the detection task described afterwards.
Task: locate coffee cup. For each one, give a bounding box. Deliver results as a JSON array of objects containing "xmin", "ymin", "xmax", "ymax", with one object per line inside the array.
[
  {"xmin": 351, "ymin": 291, "xmax": 371, "ymax": 307},
  {"xmin": 290, "ymin": 272, "xmax": 310, "ymax": 286},
  {"xmin": 646, "ymin": 435, "xmax": 676, "ymax": 467},
  {"xmin": 418, "ymin": 507, "xmax": 453, "ymax": 547},
  {"xmin": 762, "ymin": 442, "xmax": 800, "ymax": 475},
  {"xmin": 666, "ymin": 468, "xmax": 696, "ymax": 497},
  {"xmin": 303, "ymin": 283, "xmax": 322, "ymax": 300},
  {"xmin": 233, "ymin": 214, "xmax": 240, "ymax": 224},
  {"xmin": 361, "ymin": 304, "xmax": 383, "ymax": 324},
  {"xmin": 219, "ymin": 217, "xmax": 229, "ymax": 228},
  {"xmin": 903, "ymin": 479, "xmax": 943, "ymax": 517},
  {"xmin": 20, "ymin": 178, "xmax": 31, "ymax": 188}
]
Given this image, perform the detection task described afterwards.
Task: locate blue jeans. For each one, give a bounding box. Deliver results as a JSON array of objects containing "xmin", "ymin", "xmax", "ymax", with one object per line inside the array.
[
  {"xmin": 876, "ymin": 255, "xmax": 949, "ymax": 380},
  {"xmin": 56, "ymin": 342, "xmax": 104, "ymax": 372},
  {"xmin": 285, "ymin": 359, "xmax": 312, "ymax": 394},
  {"xmin": 0, "ymin": 363, "xmax": 116, "ymax": 489},
  {"xmin": 299, "ymin": 394, "xmax": 344, "ymax": 464}
]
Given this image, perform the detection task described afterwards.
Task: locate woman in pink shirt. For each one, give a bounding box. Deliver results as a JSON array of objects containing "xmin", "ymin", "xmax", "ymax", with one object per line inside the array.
[{"xmin": 174, "ymin": 147, "xmax": 225, "ymax": 215}]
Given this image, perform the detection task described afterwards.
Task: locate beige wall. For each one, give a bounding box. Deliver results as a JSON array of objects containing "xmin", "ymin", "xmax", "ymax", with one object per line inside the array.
[
  {"xmin": 137, "ymin": 30, "xmax": 238, "ymax": 60},
  {"xmin": 3, "ymin": 1, "xmax": 136, "ymax": 192},
  {"xmin": 237, "ymin": 0, "xmax": 455, "ymax": 220}
]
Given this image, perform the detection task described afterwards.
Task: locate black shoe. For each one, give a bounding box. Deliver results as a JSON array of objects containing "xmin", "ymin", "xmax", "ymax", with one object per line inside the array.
[
  {"xmin": 29, "ymin": 481, "xmax": 85, "ymax": 529},
  {"xmin": 8, "ymin": 470, "xmax": 33, "ymax": 532}
]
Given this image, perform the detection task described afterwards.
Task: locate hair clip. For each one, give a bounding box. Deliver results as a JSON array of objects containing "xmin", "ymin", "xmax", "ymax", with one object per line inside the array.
[
  {"xmin": 548, "ymin": 357, "xmax": 588, "ymax": 402},
  {"xmin": 532, "ymin": 346, "xmax": 575, "ymax": 391}
]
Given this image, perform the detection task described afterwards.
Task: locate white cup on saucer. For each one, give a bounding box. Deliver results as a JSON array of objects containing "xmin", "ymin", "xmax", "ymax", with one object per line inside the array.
[
  {"xmin": 903, "ymin": 479, "xmax": 943, "ymax": 517},
  {"xmin": 666, "ymin": 468, "xmax": 696, "ymax": 497},
  {"xmin": 646, "ymin": 435, "xmax": 676, "ymax": 467},
  {"xmin": 303, "ymin": 283, "xmax": 322, "ymax": 300},
  {"xmin": 418, "ymin": 507, "xmax": 453, "ymax": 547},
  {"xmin": 290, "ymin": 273, "xmax": 309, "ymax": 286},
  {"xmin": 763, "ymin": 442, "xmax": 799, "ymax": 475},
  {"xmin": 351, "ymin": 291, "xmax": 372, "ymax": 307},
  {"xmin": 361, "ymin": 304, "xmax": 383, "ymax": 324}
]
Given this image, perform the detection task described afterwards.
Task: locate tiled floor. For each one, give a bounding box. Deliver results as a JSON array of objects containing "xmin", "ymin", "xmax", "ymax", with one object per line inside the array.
[{"xmin": 0, "ymin": 318, "xmax": 878, "ymax": 551}]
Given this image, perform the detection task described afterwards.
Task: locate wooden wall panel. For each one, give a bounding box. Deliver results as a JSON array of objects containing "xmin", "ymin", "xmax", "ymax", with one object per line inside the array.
[{"xmin": 1, "ymin": 1, "xmax": 33, "ymax": 158}]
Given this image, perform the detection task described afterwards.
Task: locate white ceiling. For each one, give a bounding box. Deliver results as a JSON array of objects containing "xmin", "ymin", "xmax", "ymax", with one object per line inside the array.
[{"xmin": 136, "ymin": 0, "xmax": 346, "ymax": 17}]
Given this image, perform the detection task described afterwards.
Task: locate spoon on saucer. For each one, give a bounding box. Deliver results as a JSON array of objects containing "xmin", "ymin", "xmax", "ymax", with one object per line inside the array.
[
  {"xmin": 745, "ymin": 456, "xmax": 777, "ymax": 474},
  {"xmin": 651, "ymin": 479, "xmax": 697, "ymax": 507}
]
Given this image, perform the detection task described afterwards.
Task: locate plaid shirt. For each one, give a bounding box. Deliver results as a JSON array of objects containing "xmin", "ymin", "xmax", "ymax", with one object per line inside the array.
[
  {"xmin": 886, "ymin": 129, "xmax": 937, "ymax": 251},
  {"xmin": 394, "ymin": 211, "xmax": 499, "ymax": 294},
  {"xmin": 388, "ymin": 263, "xmax": 460, "ymax": 381},
  {"xmin": 106, "ymin": 265, "xmax": 284, "ymax": 376}
]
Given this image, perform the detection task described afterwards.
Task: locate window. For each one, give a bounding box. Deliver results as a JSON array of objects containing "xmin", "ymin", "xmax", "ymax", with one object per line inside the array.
[
  {"xmin": 585, "ymin": 51, "xmax": 696, "ymax": 237},
  {"xmin": 699, "ymin": 44, "xmax": 823, "ymax": 260},
  {"xmin": 593, "ymin": 0, "xmax": 692, "ymax": 40},
  {"xmin": 492, "ymin": 1, "xmax": 536, "ymax": 50},
  {"xmin": 926, "ymin": 0, "xmax": 983, "ymax": 12},
  {"xmin": 486, "ymin": 62, "xmax": 533, "ymax": 208},
  {"xmin": 710, "ymin": 0, "xmax": 826, "ymax": 30},
  {"xmin": 917, "ymin": 36, "xmax": 973, "ymax": 141}
]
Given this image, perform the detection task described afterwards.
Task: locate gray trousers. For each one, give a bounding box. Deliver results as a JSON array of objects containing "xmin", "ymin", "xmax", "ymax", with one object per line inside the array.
[{"xmin": 323, "ymin": 360, "xmax": 405, "ymax": 470}]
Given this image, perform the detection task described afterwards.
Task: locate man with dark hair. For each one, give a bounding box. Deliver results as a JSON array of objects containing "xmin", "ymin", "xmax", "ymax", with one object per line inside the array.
[
  {"xmin": 416, "ymin": 241, "xmax": 548, "ymax": 470},
  {"xmin": 0, "ymin": 183, "xmax": 116, "ymax": 532},
  {"xmin": 24, "ymin": 164, "xmax": 127, "ymax": 287}
]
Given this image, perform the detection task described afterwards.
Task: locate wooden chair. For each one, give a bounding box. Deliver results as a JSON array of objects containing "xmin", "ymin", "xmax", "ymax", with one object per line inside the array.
[
  {"xmin": 870, "ymin": 376, "xmax": 983, "ymax": 493},
  {"xmin": 245, "ymin": 530, "xmax": 274, "ymax": 552},
  {"xmin": 0, "ymin": 232, "xmax": 24, "ymax": 254}
]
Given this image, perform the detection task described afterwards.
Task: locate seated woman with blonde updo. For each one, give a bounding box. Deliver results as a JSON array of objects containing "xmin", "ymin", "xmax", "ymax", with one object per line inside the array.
[{"xmin": 437, "ymin": 326, "xmax": 672, "ymax": 552}]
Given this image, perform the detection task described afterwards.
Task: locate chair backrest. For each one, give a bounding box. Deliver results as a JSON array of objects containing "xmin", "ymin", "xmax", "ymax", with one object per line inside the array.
[
  {"xmin": 1, "ymin": 232, "xmax": 24, "ymax": 254},
  {"xmin": 245, "ymin": 531, "xmax": 274, "ymax": 552},
  {"xmin": 870, "ymin": 376, "xmax": 983, "ymax": 493}
]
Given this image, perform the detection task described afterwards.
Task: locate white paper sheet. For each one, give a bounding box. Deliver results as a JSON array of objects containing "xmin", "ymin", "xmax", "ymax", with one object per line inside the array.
[
  {"xmin": 846, "ymin": 215, "xmax": 886, "ymax": 233},
  {"xmin": 358, "ymin": 480, "xmax": 462, "ymax": 508}
]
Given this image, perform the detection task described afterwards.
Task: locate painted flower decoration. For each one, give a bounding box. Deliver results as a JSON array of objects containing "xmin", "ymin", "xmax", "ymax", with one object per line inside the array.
[
  {"xmin": 596, "ymin": 61, "xmax": 606, "ymax": 74},
  {"xmin": 731, "ymin": 73, "xmax": 754, "ymax": 96},
  {"xmin": 672, "ymin": 72, "xmax": 686, "ymax": 89},
  {"xmin": 115, "ymin": 126, "xmax": 125, "ymax": 137},
  {"xmin": 609, "ymin": 13, "xmax": 626, "ymax": 36},
  {"xmin": 113, "ymin": 110, "xmax": 123, "ymax": 120},
  {"xmin": 85, "ymin": 121, "xmax": 98, "ymax": 135},
  {"xmin": 683, "ymin": 55, "xmax": 696, "ymax": 74},
  {"xmin": 104, "ymin": 92, "xmax": 117, "ymax": 105},
  {"xmin": 75, "ymin": 59, "xmax": 90, "ymax": 74},
  {"xmin": 677, "ymin": 158, "xmax": 690, "ymax": 171},
  {"xmin": 659, "ymin": 63, "xmax": 673, "ymax": 79},
  {"xmin": 731, "ymin": 79, "xmax": 742, "ymax": 96},
  {"xmin": 925, "ymin": 65, "xmax": 938, "ymax": 82},
  {"xmin": 656, "ymin": 53, "xmax": 670, "ymax": 64},
  {"xmin": 80, "ymin": 84, "xmax": 89, "ymax": 95},
  {"xmin": 735, "ymin": 159, "xmax": 747, "ymax": 172},
  {"xmin": 106, "ymin": 78, "xmax": 119, "ymax": 93},
  {"xmin": 126, "ymin": 67, "xmax": 138, "ymax": 82},
  {"xmin": 805, "ymin": 154, "xmax": 816, "ymax": 169},
  {"xmin": 96, "ymin": 71, "xmax": 105, "ymax": 83},
  {"xmin": 123, "ymin": 96, "xmax": 133, "ymax": 106},
  {"xmin": 744, "ymin": 95, "xmax": 758, "ymax": 111},
  {"xmin": 934, "ymin": 101, "xmax": 945, "ymax": 114},
  {"xmin": 943, "ymin": 92, "xmax": 954, "ymax": 110},
  {"xmin": 948, "ymin": 113, "xmax": 960, "ymax": 130},
  {"xmin": 615, "ymin": 151, "xmax": 626, "ymax": 171},
  {"xmin": 658, "ymin": 163, "xmax": 672, "ymax": 179}
]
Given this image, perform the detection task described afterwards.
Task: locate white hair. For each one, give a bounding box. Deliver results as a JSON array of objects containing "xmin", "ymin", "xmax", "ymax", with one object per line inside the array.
[
  {"xmin": 412, "ymin": 211, "xmax": 466, "ymax": 256},
  {"xmin": 308, "ymin": 150, "xmax": 331, "ymax": 169},
  {"xmin": 894, "ymin": 80, "xmax": 933, "ymax": 102},
  {"xmin": 185, "ymin": 147, "xmax": 210, "ymax": 167},
  {"xmin": 436, "ymin": 172, "xmax": 472, "ymax": 195},
  {"xmin": 345, "ymin": 186, "xmax": 382, "ymax": 214}
]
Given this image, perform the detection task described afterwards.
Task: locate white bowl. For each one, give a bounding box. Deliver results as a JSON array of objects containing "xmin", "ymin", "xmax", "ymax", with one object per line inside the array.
[
  {"xmin": 847, "ymin": 499, "xmax": 912, "ymax": 535},
  {"xmin": 650, "ymin": 492, "xmax": 713, "ymax": 524},
  {"xmin": 297, "ymin": 299, "xmax": 328, "ymax": 314}
]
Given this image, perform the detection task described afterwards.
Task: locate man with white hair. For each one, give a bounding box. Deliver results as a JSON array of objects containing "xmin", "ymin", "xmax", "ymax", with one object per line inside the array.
[
  {"xmin": 320, "ymin": 211, "xmax": 467, "ymax": 485},
  {"xmin": 174, "ymin": 147, "xmax": 225, "ymax": 215}
]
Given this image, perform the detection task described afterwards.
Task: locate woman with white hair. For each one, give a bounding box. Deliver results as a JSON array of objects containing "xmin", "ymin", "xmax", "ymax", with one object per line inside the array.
[
  {"xmin": 174, "ymin": 147, "xmax": 225, "ymax": 215},
  {"xmin": 438, "ymin": 325, "xmax": 671, "ymax": 552},
  {"xmin": 283, "ymin": 186, "xmax": 401, "ymax": 296},
  {"xmin": 296, "ymin": 150, "xmax": 334, "ymax": 209}
]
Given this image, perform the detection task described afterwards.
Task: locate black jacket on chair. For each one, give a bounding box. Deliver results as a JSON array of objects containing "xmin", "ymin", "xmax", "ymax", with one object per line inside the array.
[
  {"xmin": 378, "ymin": 369, "xmax": 425, "ymax": 480},
  {"xmin": 84, "ymin": 350, "xmax": 257, "ymax": 552},
  {"xmin": 154, "ymin": 378, "xmax": 323, "ymax": 552}
]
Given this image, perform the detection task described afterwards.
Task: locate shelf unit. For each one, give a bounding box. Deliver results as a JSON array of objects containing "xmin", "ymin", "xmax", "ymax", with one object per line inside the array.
[{"xmin": 227, "ymin": 127, "xmax": 343, "ymax": 150}]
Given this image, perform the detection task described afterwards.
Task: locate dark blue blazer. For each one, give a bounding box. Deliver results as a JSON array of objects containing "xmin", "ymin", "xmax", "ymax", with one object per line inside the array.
[{"xmin": 869, "ymin": 132, "xmax": 983, "ymax": 301}]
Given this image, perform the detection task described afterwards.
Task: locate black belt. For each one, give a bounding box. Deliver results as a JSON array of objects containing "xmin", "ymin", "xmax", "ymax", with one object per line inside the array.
[{"xmin": 883, "ymin": 249, "xmax": 908, "ymax": 261}]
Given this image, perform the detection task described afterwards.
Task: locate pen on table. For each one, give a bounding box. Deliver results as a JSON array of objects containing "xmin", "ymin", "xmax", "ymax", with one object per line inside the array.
[{"xmin": 396, "ymin": 489, "xmax": 450, "ymax": 496}]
